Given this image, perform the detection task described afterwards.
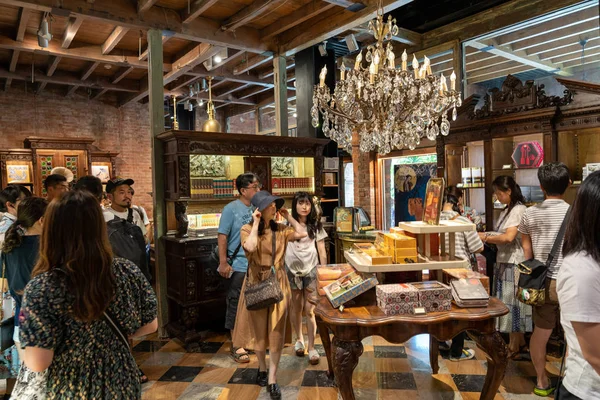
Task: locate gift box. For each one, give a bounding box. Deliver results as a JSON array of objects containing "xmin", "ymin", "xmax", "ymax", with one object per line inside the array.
[
  {"xmin": 317, "ymin": 264, "xmax": 353, "ymax": 281},
  {"xmin": 353, "ymin": 243, "xmax": 392, "ymax": 265},
  {"xmin": 410, "ymin": 281, "xmax": 452, "ymax": 312},
  {"xmin": 376, "ymin": 283, "xmax": 420, "ymax": 315},
  {"xmin": 442, "ymin": 268, "xmax": 490, "ymax": 294},
  {"xmin": 323, "ymin": 271, "xmax": 379, "ymax": 308}
]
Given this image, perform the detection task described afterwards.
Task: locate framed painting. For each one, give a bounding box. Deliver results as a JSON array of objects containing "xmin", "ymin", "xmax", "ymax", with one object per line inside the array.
[
  {"xmin": 7, "ymin": 164, "xmax": 30, "ymax": 183},
  {"xmin": 422, "ymin": 178, "xmax": 445, "ymax": 225},
  {"xmin": 91, "ymin": 163, "xmax": 111, "ymax": 183}
]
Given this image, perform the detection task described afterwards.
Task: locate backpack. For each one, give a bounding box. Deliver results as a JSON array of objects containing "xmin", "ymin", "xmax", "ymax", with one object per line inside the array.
[{"xmin": 106, "ymin": 209, "xmax": 150, "ymax": 281}]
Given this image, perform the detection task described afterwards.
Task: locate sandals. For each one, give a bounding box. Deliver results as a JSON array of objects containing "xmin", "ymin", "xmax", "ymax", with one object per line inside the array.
[
  {"xmin": 139, "ymin": 366, "xmax": 149, "ymax": 384},
  {"xmin": 308, "ymin": 349, "xmax": 320, "ymax": 365},
  {"xmin": 533, "ymin": 385, "xmax": 555, "ymax": 397},
  {"xmin": 230, "ymin": 347, "xmax": 250, "ymax": 364},
  {"xmin": 295, "ymin": 341, "xmax": 305, "ymax": 357}
]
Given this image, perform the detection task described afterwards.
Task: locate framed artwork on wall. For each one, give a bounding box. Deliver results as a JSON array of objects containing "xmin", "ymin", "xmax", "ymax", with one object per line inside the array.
[
  {"xmin": 422, "ymin": 178, "xmax": 445, "ymax": 225},
  {"xmin": 7, "ymin": 164, "xmax": 31, "ymax": 183},
  {"xmin": 91, "ymin": 163, "xmax": 111, "ymax": 183}
]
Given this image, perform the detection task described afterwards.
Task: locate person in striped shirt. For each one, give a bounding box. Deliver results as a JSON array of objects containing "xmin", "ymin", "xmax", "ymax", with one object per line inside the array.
[
  {"xmin": 518, "ymin": 162, "xmax": 571, "ymax": 397},
  {"xmin": 439, "ymin": 186, "xmax": 484, "ymax": 361}
]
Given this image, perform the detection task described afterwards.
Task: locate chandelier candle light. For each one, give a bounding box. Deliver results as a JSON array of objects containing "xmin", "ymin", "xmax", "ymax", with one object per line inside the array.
[{"xmin": 311, "ymin": 2, "xmax": 461, "ymax": 154}]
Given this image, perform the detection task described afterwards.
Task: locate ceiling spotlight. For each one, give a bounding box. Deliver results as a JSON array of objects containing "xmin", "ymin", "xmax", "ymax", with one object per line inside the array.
[
  {"xmin": 187, "ymin": 101, "xmax": 193, "ymax": 112},
  {"xmin": 293, "ymin": 112, "xmax": 297, "ymax": 118},
  {"xmin": 198, "ymin": 99, "xmax": 205, "ymax": 107},
  {"xmin": 345, "ymin": 34, "xmax": 359, "ymax": 52},
  {"xmin": 214, "ymin": 55, "xmax": 222, "ymax": 63},
  {"xmin": 37, "ymin": 13, "xmax": 52, "ymax": 48},
  {"xmin": 318, "ymin": 40, "xmax": 328, "ymax": 57}
]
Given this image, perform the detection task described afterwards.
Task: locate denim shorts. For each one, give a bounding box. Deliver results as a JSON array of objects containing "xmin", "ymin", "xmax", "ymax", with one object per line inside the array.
[{"xmin": 286, "ymin": 267, "xmax": 317, "ymax": 291}]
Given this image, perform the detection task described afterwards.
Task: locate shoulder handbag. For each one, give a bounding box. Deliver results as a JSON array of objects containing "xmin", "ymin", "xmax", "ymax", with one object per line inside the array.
[
  {"xmin": 244, "ymin": 228, "xmax": 284, "ymax": 311},
  {"xmin": 0, "ymin": 255, "xmax": 14, "ymax": 352},
  {"xmin": 209, "ymin": 241, "xmax": 242, "ymax": 270},
  {"xmin": 516, "ymin": 209, "xmax": 570, "ymax": 306}
]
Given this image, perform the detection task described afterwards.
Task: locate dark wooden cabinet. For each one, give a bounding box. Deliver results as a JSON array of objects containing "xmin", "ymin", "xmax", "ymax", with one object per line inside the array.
[{"xmin": 163, "ymin": 236, "xmax": 228, "ymax": 343}]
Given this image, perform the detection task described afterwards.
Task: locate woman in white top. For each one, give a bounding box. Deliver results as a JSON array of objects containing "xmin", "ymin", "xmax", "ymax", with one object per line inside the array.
[
  {"xmin": 479, "ymin": 176, "xmax": 532, "ymax": 356},
  {"xmin": 281, "ymin": 192, "xmax": 327, "ymax": 365},
  {"xmin": 556, "ymin": 171, "xmax": 600, "ymax": 400}
]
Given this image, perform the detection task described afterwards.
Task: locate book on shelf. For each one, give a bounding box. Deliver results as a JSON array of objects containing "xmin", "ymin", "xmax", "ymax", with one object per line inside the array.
[{"xmin": 271, "ymin": 177, "xmax": 315, "ymax": 195}]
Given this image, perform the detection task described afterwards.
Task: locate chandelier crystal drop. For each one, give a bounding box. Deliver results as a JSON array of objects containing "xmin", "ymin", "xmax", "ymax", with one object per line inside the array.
[{"xmin": 311, "ymin": 1, "xmax": 461, "ymax": 155}]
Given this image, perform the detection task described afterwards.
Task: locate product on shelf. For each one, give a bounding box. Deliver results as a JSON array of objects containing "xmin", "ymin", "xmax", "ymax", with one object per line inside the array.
[
  {"xmin": 383, "ymin": 232, "xmax": 418, "ymax": 264},
  {"xmin": 271, "ymin": 177, "xmax": 315, "ymax": 195},
  {"xmin": 471, "ymin": 167, "xmax": 483, "ymax": 187},
  {"xmin": 450, "ymin": 278, "xmax": 489, "ymax": 308},
  {"xmin": 442, "ymin": 268, "xmax": 490, "ymax": 294},
  {"xmin": 353, "ymin": 243, "xmax": 393, "ymax": 265},
  {"xmin": 324, "ymin": 172, "xmax": 336, "ymax": 185},
  {"xmin": 410, "ymin": 281, "xmax": 452, "ymax": 312},
  {"xmin": 376, "ymin": 283, "xmax": 420, "ymax": 315},
  {"xmin": 461, "ymin": 168, "xmax": 472, "ymax": 187},
  {"xmin": 511, "ymin": 141, "xmax": 544, "ymax": 169},
  {"xmin": 323, "ymin": 270, "xmax": 378, "ymax": 308}
]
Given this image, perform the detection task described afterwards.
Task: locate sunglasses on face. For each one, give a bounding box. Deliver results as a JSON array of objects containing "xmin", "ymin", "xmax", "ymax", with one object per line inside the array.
[{"xmin": 245, "ymin": 183, "xmax": 262, "ymax": 190}]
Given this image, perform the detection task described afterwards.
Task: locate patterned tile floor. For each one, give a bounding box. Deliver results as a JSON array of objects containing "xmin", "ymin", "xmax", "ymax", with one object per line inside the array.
[{"xmin": 132, "ymin": 331, "xmax": 561, "ymax": 400}]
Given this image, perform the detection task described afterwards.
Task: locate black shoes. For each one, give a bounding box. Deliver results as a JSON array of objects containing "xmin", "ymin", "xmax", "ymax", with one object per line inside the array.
[
  {"xmin": 268, "ymin": 383, "xmax": 281, "ymax": 400},
  {"xmin": 256, "ymin": 370, "xmax": 268, "ymax": 387}
]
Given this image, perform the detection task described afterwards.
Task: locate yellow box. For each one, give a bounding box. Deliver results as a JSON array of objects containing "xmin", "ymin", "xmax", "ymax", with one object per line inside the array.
[
  {"xmin": 395, "ymin": 256, "xmax": 419, "ymax": 264},
  {"xmin": 384, "ymin": 233, "xmax": 417, "ymax": 249},
  {"xmin": 353, "ymin": 243, "xmax": 392, "ymax": 265},
  {"xmin": 394, "ymin": 248, "xmax": 419, "ymax": 264}
]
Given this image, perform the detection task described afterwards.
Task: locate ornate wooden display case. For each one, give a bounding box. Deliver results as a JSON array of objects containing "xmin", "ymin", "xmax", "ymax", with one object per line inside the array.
[
  {"xmin": 0, "ymin": 149, "xmax": 34, "ymax": 192},
  {"xmin": 434, "ymin": 74, "xmax": 597, "ymax": 230},
  {"xmin": 157, "ymin": 130, "xmax": 329, "ymax": 342},
  {"xmin": 90, "ymin": 150, "xmax": 120, "ymax": 184}
]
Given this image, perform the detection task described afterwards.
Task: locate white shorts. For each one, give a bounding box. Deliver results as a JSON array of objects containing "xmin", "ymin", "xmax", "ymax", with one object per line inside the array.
[{"xmin": 13, "ymin": 325, "xmax": 19, "ymax": 344}]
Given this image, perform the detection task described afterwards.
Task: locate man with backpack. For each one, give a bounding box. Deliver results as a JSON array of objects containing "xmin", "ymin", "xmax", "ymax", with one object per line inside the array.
[
  {"xmin": 518, "ymin": 162, "xmax": 571, "ymax": 397},
  {"xmin": 102, "ymin": 178, "xmax": 150, "ymax": 282}
]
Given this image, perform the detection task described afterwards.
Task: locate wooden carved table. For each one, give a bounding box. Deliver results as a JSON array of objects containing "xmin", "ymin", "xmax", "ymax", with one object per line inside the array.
[{"xmin": 313, "ymin": 292, "xmax": 509, "ymax": 400}]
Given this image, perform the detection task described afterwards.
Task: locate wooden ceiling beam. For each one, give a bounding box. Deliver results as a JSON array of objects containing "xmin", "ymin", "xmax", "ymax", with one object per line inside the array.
[
  {"xmin": 216, "ymin": 83, "xmax": 252, "ymax": 97},
  {"xmin": 468, "ymin": 65, "xmax": 535, "ymax": 84},
  {"xmin": 238, "ymin": 85, "xmax": 271, "ymax": 99},
  {"xmin": 421, "ymin": 0, "xmax": 585, "ymax": 50},
  {"xmin": 258, "ymin": 59, "xmax": 294, "ymax": 79},
  {"xmin": 61, "ymin": 16, "xmax": 84, "ymax": 48},
  {"xmin": 168, "ymin": 75, "xmax": 200, "ymax": 93},
  {"xmin": 0, "ymin": 0, "xmax": 271, "ymax": 53},
  {"xmin": 0, "ymin": 33, "xmax": 171, "ymax": 71},
  {"xmin": 4, "ymin": 50, "xmax": 19, "ymax": 91},
  {"xmin": 390, "ymin": 27, "xmax": 422, "ymax": 46},
  {"xmin": 101, "ymin": 26, "xmax": 129, "ymax": 55},
  {"xmin": 539, "ymin": 38, "xmax": 600, "ymax": 61},
  {"xmin": 47, "ymin": 56, "xmax": 61, "ymax": 76},
  {"xmin": 91, "ymin": 88, "xmax": 109, "ymax": 100},
  {"xmin": 260, "ymin": 1, "xmax": 335, "ymax": 40},
  {"xmin": 164, "ymin": 44, "xmax": 221, "ymax": 84},
  {"xmin": 277, "ymin": 0, "xmax": 413, "ymax": 55},
  {"xmin": 562, "ymin": 53, "xmax": 600, "ymax": 69},
  {"xmin": 112, "ymin": 66, "xmax": 135, "ymax": 84},
  {"xmin": 492, "ymin": 4, "xmax": 597, "ymax": 47},
  {"xmin": 233, "ymin": 54, "xmax": 273, "ymax": 75},
  {"xmin": 204, "ymin": 49, "xmax": 243, "ymax": 71},
  {"xmin": 466, "ymin": 39, "xmax": 571, "ymax": 75},
  {"xmin": 510, "ymin": 20, "xmax": 599, "ymax": 53},
  {"xmin": 323, "ymin": 0, "xmax": 358, "ymax": 7},
  {"xmin": 81, "ymin": 61, "xmax": 100, "ymax": 80},
  {"xmin": 221, "ymin": 0, "xmax": 279, "ymax": 32},
  {"xmin": 138, "ymin": 0, "xmax": 159, "ymax": 13},
  {"xmin": 525, "ymin": 34, "xmax": 598, "ymax": 57},
  {"xmin": 0, "ymin": 67, "xmax": 139, "ymax": 91},
  {"xmin": 182, "ymin": 0, "xmax": 219, "ymax": 24},
  {"xmin": 16, "ymin": 7, "xmax": 30, "ymax": 42}
]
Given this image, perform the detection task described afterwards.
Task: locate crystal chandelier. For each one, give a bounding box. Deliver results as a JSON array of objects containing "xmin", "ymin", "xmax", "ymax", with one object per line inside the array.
[{"xmin": 311, "ymin": 1, "xmax": 462, "ymax": 155}]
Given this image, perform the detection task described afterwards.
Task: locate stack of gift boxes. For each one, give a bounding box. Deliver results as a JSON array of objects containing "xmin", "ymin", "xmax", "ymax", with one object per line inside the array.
[
  {"xmin": 376, "ymin": 281, "xmax": 452, "ymax": 315},
  {"xmin": 352, "ymin": 230, "xmax": 419, "ymax": 266}
]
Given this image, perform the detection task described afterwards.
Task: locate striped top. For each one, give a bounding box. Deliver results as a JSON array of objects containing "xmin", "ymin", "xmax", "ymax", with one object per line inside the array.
[
  {"xmin": 518, "ymin": 199, "xmax": 570, "ymax": 279},
  {"xmin": 440, "ymin": 211, "xmax": 483, "ymax": 265}
]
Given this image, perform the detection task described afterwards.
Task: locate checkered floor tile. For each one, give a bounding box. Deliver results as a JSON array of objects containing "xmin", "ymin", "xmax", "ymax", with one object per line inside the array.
[{"xmin": 129, "ymin": 331, "xmax": 561, "ymax": 400}]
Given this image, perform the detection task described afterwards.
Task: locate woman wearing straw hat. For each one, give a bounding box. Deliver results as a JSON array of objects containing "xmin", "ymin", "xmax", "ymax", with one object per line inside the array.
[{"xmin": 235, "ymin": 191, "xmax": 306, "ymax": 400}]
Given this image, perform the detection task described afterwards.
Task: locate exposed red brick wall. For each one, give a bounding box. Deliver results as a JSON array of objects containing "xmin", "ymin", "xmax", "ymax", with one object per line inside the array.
[
  {"xmin": 227, "ymin": 110, "xmax": 256, "ymax": 134},
  {"xmin": 352, "ymin": 133, "xmax": 377, "ymax": 227},
  {"xmin": 0, "ymin": 88, "xmax": 154, "ymax": 217}
]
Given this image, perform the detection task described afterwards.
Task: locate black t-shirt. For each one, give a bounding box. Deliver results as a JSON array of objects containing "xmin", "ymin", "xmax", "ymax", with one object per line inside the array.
[{"xmin": 2, "ymin": 235, "xmax": 40, "ymax": 323}]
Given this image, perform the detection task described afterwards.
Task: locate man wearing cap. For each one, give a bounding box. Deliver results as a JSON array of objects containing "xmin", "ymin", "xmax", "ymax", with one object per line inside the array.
[{"xmin": 104, "ymin": 178, "xmax": 147, "ymax": 240}]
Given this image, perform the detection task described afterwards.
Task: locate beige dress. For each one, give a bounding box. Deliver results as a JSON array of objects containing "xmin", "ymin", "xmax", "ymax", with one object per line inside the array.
[{"xmin": 232, "ymin": 223, "xmax": 295, "ymax": 352}]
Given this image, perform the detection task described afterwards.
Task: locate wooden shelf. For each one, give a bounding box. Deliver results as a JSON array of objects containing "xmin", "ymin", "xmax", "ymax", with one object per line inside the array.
[
  {"xmin": 323, "ymin": 184, "xmax": 338, "ymax": 187},
  {"xmin": 320, "ymin": 198, "xmax": 339, "ymax": 203},
  {"xmin": 399, "ymin": 220, "xmax": 476, "ymax": 234},
  {"xmin": 177, "ymin": 194, "xmax": 317, "ymax": 202},
  {"xmin": 345, "ymin": 251, "xmax": 470, "ymax": 273}
]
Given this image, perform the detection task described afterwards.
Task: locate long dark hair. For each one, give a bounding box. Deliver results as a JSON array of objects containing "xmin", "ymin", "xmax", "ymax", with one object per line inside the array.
[
  {"xmin": 32, "ymin": 191, "xmax": 115, "ymax": 322},
  {"xmin": 563, "ymin": 171, "xmax": 600, "ymax": 262},
  {"xmin": 2, "ymin": 197, "xmax": 47, "ymax": 254},
  {"xmin": 492, "ymin": 175, "xmax": 525, "ymax": 215},
  {"xmin": 292, "ymin": 192, "xmax": 322, "ymax": 239},
  {"xmin": 444, "ymin": 186, "xmax": 463, "ymax": 214},
  {"xmin": 0, "ymin": 185, "xmax": 32, "ymax": 213}
]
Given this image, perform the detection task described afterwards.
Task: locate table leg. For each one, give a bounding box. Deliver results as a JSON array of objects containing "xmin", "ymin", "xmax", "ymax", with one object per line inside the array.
[
  {"xmin": 467, "ymin": 330, "xmax": 508, "ymax": 400},
  {"xmin": 332, "ymin": 337, "xmax": 363, "ymax": 400},
  {"xmin": 429, "ymin": 334, "xmax": 439, "ymax": 374},
  {"xmin": 316, "ymin": 319, "xmax": 334, "ymax": 379}
]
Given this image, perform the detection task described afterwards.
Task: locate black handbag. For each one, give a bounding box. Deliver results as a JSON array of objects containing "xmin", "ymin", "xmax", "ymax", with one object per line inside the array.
[
  {"xmin": 209, "ymin": 241, "xmax": 242, "ymax": 269},
  {"xmin": 244, "ymin": 229, "xmax": 283, "ymax": 311},
  {"xmin": 516, "ymin": 209, "xmax": 570, "ymax": 306},
  {"xmin": 0, "ymin": 256, "xmax": 14, "ymax": 352}
]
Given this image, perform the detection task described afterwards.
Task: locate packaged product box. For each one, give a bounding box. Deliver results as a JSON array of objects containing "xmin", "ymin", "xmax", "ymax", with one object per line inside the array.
[
  {"xmin": 461, "ymin": 168, "xmax": 472, "ymax": 187},
  {"xmin": 442, "ymin": 268, "xmax": 490, "ymax": 294},
  {"xmin": 471, "ymin": 167, "xmax": 483, "ymax": 187},
  {"xmin": 376, "ymin": 283, "xmax": 420, "ymax": 315},
  {"xmin": 353, "ymin": 243, "xmax": 392, "ymax": 265},
  {"xmin": 384, "ymin": 232, "xmax": 417, "ymax": 250},
  {"xmin": 411, "ymin": 281, "xmax": 452, "ymax": 312},
  {"xmin": 323, "ymin": 271, "xmax": 379, "ymax": 308},
  {"xmin": 324, "ymin": 172, "xmax": 336, "ymax": 185},
  {"xmin": 394, "ymin": 248, "xmax": 419, "ymax": 264},
  {"xmin": 317, "ymin": 264, "xmax": 353, "ymax": 282}
]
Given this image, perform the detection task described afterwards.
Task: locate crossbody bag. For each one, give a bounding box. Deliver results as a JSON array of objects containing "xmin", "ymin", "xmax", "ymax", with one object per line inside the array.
[
  {"xmin": 244, "ymin": 229, "xmax": 283, "ymax": 311},
  {"xmin": 516, "ymin": 209, "xmax": 570, "ymax": 306}
]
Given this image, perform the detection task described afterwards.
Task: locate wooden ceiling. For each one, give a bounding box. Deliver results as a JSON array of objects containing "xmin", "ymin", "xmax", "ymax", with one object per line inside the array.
[{"xmin": 0, "ymin": 0, "xmax": 592, "ymax": 114}]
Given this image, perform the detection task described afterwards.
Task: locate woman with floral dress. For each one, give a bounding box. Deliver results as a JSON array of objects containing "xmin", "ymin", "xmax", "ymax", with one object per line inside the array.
[{"xmin": 19, "ymin": 190, "xmax": 157, "ymax": 398}]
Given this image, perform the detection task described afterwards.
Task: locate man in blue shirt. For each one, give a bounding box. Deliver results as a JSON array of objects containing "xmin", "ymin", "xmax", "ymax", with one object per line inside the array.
[{"xmin": 217, "ymin": 172, "xmax": 261, "ymax": 363}]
